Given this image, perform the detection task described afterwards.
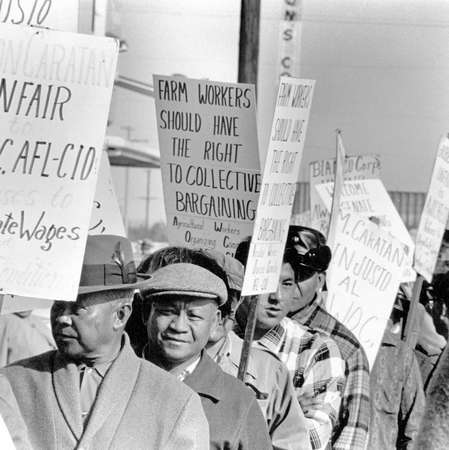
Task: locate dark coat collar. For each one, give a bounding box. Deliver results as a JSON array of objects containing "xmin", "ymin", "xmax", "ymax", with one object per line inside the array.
[{"xmin": 183, "ymin": 352, "xmax": 224, "ymax": 403}]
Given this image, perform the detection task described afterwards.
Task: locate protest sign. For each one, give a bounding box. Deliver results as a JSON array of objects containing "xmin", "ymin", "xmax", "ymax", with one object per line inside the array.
[
  {"xmin": 0, "ymin": 293, "xmax": 53, "ymax": 314},
  {"xmin": 89, "ymin": 151, "xmax": 126, "ymax": 236},
  {"xmin": 316, "ymin": 178, "xmax": 415, "ymax": 281},
  {"xmin": 153, "ymin": 75, "xmax": 260, "ymax": 256},
  {"xmin": 414, "ymin": 136, "xmax": 449, "ymax": 282},
  {"xmin": 241, "ymin": 77, "xmax": 315, "ymax": 295},
  {"xmin": 0, "ymin": 24, "xmax": 118, "ymax": 300},
  {"xmin": 326, "ymin": 214, "xmax": 406, "ymax": 367},
  {"xmin": 0, "ymin": 0, "xmax": 78, "ymax": 31},
  {"xmin": 291, "ymin": 210, "xmax": 311, "ymax": 227},
  {"xmin": 327, "ymin": 131, "xmax": 346, "ymax": 249},
  {"xmin": 310, "ymin": 154, "xmax": 381, "ymax": 235}
]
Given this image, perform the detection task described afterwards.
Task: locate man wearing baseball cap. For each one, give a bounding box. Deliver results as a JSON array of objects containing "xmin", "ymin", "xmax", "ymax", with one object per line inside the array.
[
  {"xmin": 1, "ymin": 235, "xmax": 209, "ymax": 450},
  {"xmin": 274, "ymin": 225, "xmax": 370, "ymax": 450},
  {"xmin": 141, "ymin": 260, "xmax": 272, "ymax": 450}
]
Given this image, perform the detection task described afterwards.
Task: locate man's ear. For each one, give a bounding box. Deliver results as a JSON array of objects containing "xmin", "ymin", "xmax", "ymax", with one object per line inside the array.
[
  {"xmin": 113, "ymin": 301, "xmax": 132, "ymax": 330},
  {"xmin": 210, "ymin": 308, "xmax": 222, "ymax": 333},
  {"xmin": 317, "ymin": 272, "xmax": 326, "ymax": 292}
]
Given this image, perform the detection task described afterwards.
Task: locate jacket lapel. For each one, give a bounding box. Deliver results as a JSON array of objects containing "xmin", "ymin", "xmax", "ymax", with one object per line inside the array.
[
  {"xmin": 52, "ymin": 352, "xmax": 84, "ymax": 441},
  {"xmin": 80, "ymin": 335, "xmax": 140, "ymax": 446}
]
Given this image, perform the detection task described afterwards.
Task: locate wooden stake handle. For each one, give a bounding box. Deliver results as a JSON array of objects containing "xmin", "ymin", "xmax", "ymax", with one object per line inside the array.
[{"xmin": 237, "ymin": 295, "xmax": 259, "ymax": 381}]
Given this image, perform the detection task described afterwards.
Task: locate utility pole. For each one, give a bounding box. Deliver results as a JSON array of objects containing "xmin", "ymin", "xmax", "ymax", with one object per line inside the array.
[
  {"xmin": 238, "ymin": 0, "xmax": 260, "ymax": 86},
  {"xmin": 237, "ymin": 0, "xmax": 261, "ymax": 382}
]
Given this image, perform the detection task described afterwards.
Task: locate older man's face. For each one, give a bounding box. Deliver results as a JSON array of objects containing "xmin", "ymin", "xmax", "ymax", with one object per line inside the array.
[
  {"xmin": 148, "ymin": 297, "xmax": 219, "ymax": 367},
  {"xmin": 51, "ymin": 293, "xmax": 117, "ymax": 362}
]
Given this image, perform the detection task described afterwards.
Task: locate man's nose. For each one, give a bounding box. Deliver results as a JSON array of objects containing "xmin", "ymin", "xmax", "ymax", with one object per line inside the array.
[
  {"xmin": 55, "ymin": 314, "xmax": 73, "ymax": 326},
  {"xmin": 268, "ymin": 287, "xmax": 281, "ymax": 303},
  {"xmin": 169, "ymin": 312, "xmax": 188, "ymax": 332},
  {"xmin": 52, "ymin": 303, "xmax": 73, "ymax": 325}
]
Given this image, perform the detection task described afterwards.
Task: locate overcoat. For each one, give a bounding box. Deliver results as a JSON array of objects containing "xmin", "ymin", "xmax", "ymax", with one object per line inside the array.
[
  {"xmin": 2, "ymin": 335, "xmax": 209, "ymax": 450},
  {"xmin": 184, "ymin": 352, "xmax": 272, "ymax": 450}
]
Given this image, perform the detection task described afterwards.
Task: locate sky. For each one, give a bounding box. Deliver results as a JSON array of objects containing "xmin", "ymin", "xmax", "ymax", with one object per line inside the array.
[{"xmin": 106, "ymin": 0, "xmax": 449, "ymax": 228}]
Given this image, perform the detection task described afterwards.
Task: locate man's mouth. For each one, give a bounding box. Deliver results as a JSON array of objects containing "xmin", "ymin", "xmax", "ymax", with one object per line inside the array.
[
  {"xmin": 264, "ymin": 307, "xmax": 282, "ymax": 318},
  {"xmin": 162, "ymin": 335, "xmax": 188, "ymax": 343}
]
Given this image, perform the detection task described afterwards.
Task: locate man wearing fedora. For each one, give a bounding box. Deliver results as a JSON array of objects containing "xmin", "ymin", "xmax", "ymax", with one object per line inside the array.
[
  {"xmin": 140, "ymin": 260, "xmax": 272, "ymax": 450},
  {"xmin": 1, "ymin": 235, "xmax": 209, "ymax": 450}
]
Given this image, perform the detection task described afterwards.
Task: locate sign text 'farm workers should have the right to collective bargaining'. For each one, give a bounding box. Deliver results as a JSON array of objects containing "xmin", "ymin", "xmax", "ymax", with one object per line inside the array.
[
  {"xmin": 242, "ymin": 77, "xmax": 315, "ymax": 296},
  {"xmin": 154, "ymin": 75, "xmax": 261, "ymax": 256}
]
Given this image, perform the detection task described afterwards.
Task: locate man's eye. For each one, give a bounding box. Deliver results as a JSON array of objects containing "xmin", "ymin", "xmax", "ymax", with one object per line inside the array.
[
  {"xmin": 282, "ymin": 281, "xmax": 294, "ymax": 287},
  {"xmin": 157, "ymin": 308, "xmax": 175, "ymax": 315},
  {"xmin": 188, "ymin": 312, "xmax": 203, "ymax": 320}
]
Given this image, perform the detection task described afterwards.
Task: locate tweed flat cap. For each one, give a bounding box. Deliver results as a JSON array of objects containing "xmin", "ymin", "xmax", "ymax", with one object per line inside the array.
[{"xmin": 142, "ymin": 262, "xmax": 228, "ymax": 306}]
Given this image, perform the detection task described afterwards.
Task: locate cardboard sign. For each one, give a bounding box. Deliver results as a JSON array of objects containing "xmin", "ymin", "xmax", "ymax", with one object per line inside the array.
[
  {"xmin": 89, "ymin": 151, "xmax": 126, "ymax": 236},
  {"xmin": 326, "ymin": 214, "xmax": 405, "ymax": 367},
  {"xmin": 241, "ymin": 77, "xmax": 315, "ymax": 295},
  {"xmin": 414, "ymin": 136, "xmax": 449, "ymax": 282},
  {"xmin": 310, "ymin": 154, "xmax": 381, "ymax": 235},
  {"xmin": 1, "ymin": 0, "xmax": 78, "ymax": 31},
  {"xmin": 326, "ymin": 132, "xmax": 346, "ymax": 249},
  {"xmin": 153, "ymin": 75, "xmax": 261, "ymax": 256},
  {"xmin": 0, "ymin": 24, "xmax": 118, "ymax": 300},
  {"xmin": 315, "ymin": 178, "xmax": 415, "ymax": 281},
  {"xmin": 0, "ymin": 293, "xmax": 53, "ymax": 314}
]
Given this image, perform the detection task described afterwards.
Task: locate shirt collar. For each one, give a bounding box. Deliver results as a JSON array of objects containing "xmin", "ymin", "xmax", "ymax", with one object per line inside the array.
[
  {"xmin": 177, "ymin": 356, "xmax": 201, "ymax": 382},
  {"xmin": 256, "ymin": 321, "xmax": 287, "ymax": 354}
]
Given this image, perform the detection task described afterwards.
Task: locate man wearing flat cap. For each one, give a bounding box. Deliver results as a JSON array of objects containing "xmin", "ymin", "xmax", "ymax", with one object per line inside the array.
[
  {"xmin": 1, "ymin": 235, "xmax": 209, "ymax": 450},
  {"xmin": 137, "ymin": 246, "xmax": 311, "ymax": 450},
  {"xmin": 141, "ymin": 261, "xmax": 272, "ymax": 450}
]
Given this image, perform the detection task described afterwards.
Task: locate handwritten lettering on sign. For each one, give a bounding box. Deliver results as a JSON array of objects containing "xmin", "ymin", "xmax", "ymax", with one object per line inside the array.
[
  {"xmin": 0, "ymin": 0, "xmax": 78, "ymax": 31},
  {"xmin": 0, "ymin": 25, "xmax": 118, "ymax": 300},
  {"xmin": 415, "ymin": 137, "xmax": 449, "ymax": 281},
  {"xmin": 154, "ymin": 75, "xmax": 261, "ymax": 256},
  {"xmin": 309, "ymin": 154, "xmax": 381, "ymax": 236},
  {"xmin": 326, "ymin": 214, "xmax": 405, "ymax": 367},
  {"xmin": 242, "ymin": 77, "xmax": 315, "ymax": 296},
  {"xmin": 315, "ymin": 178, "xmax": 415, "ymax": 282}
]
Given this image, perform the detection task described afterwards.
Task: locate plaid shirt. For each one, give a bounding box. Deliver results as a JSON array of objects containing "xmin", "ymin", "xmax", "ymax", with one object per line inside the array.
[
  {"xmin": 255, "ymin": 317, "xmax": 346, "ymax": 450},
  {"xmin": 292, "ymin": 299, "xmax": 370, "ymax": 450}
]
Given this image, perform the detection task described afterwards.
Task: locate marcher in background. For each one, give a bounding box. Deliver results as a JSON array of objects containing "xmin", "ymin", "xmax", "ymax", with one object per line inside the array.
[
  {"xmin": 285, "ymin": 226, "xmax": 370, "ymax": 450},
  {"xmin": 0, "ymin": 310, "xmax": 56, "ymax": 367},
  {"xmin": 0, "ymin": 374, "xmax": 31, "ymax": 449},
  {"xmin": 415, "ymin": 341, "xmax": 449, "ymax": 449},
  {"xmin": 399, "ymin": 281, "xmax": 447, "ymax": 392},
  {"xmin": 368, "ymin": 296, "xmax": 425, "ymax": 450},
  {"xmin": 141, "ymin": 261, "xmax": 272, "ymax": 450},
  {"xmin": 236, "ymin": 226, "xmax": 371, "ymax": 450},
  {"xmin": 235, "ymin": 238, "xmax": 346, "ymax": 450},
  {"xmin": 1, "ymin": 235, "xmax": 209, "ymax": 450}
]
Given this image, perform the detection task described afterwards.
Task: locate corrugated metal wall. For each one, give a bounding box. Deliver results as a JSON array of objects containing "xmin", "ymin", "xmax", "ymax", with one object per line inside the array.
[{"xmin": 293, "ymin": 182, "xmax": 426, "ymax": 230}]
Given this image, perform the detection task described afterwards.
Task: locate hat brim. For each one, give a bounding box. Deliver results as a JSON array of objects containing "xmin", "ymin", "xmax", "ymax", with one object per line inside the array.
[
  {"xmin": 146, "ymin": 289, "xmax": 223, "ymax": 305},
  {"xmin": 78, "ymin": 279, "xmax": 150, "ymax": 296}
]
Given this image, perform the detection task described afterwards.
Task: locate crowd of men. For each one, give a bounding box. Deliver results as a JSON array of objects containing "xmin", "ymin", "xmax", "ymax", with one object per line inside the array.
[{"xmin": 0, "ymin": 225, "xmax": 446, "ymax": 449}]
